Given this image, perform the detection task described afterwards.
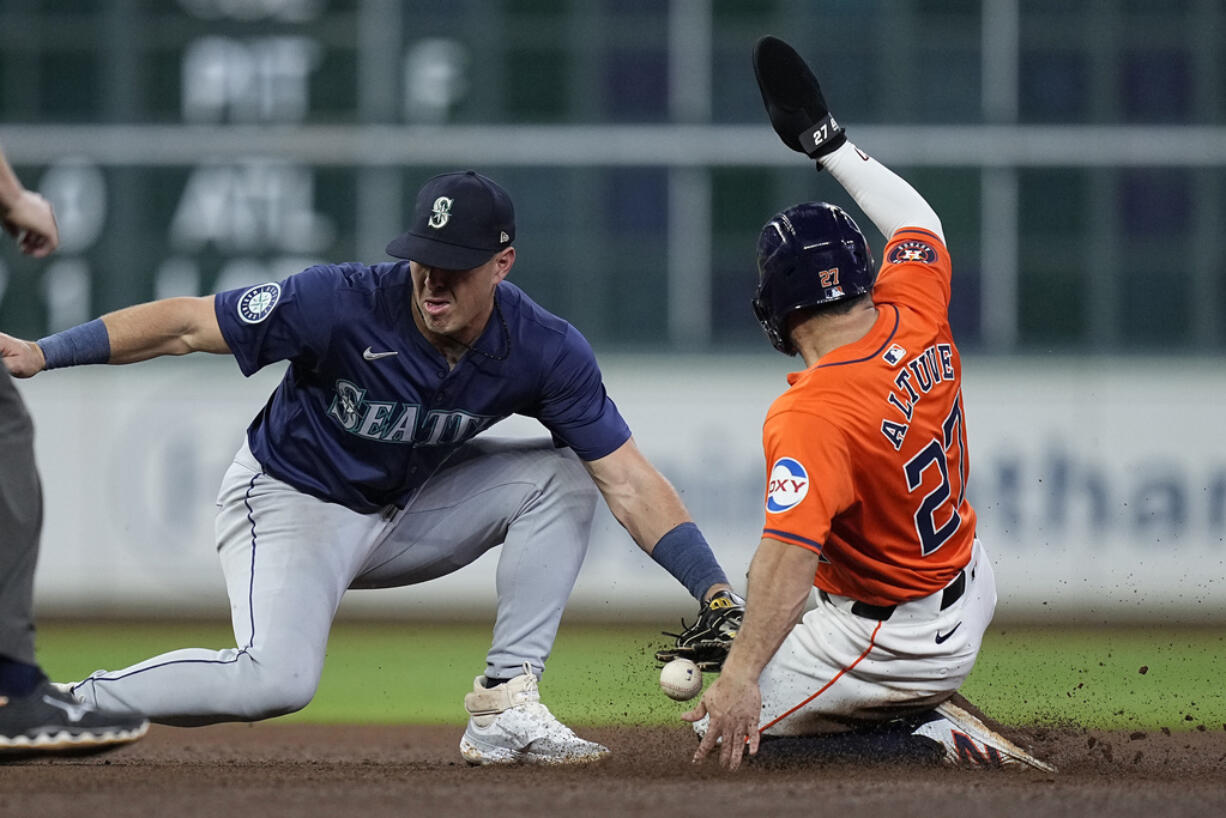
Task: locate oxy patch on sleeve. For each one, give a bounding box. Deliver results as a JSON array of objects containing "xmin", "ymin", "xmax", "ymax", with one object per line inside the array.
[{"xmin": 766, "ymin": 456, "xmax": 810, "ymax": 513}]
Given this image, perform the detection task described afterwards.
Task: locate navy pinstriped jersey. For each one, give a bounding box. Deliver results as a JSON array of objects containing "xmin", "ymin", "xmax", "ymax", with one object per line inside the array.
[{"xmin": 213, "ymin": 262, "xmax": 631, "ymax": 513}]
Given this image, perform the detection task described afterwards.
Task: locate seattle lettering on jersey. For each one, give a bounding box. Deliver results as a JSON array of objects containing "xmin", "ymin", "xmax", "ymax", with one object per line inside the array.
[
  {"xmin": 880, "ymin": 342, "xmax": 955, "ymax": 451},
  {"xmin": 327, "ymin": 378, "xmax": 498, "ymax": 445}
]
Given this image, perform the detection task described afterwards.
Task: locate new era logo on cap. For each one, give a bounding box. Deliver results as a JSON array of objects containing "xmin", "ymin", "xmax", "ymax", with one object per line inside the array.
[{"xmin": 386, "ymin": 170, "xmax": 516, "ymax": 270}]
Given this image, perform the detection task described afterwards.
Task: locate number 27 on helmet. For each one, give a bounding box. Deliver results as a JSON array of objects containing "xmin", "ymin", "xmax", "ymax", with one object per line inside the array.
[{"xmin": 751, "ymin": 202, "xmax": 876, "ymax": 356}]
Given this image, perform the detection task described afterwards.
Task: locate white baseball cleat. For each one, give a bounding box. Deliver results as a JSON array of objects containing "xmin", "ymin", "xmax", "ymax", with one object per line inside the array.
[
  {"xmin": 459, "ymin": 664, "xmax": 609, "ymax": 766},
  {"xmin": 909, "ymin": 695, "xmax": 1056, "ymax": 772}
]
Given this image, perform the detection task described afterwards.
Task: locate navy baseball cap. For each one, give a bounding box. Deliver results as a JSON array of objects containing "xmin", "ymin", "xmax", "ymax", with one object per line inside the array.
[{"xmin": 386, "ymin": 170, "xmax": 516, "ymax": 270}]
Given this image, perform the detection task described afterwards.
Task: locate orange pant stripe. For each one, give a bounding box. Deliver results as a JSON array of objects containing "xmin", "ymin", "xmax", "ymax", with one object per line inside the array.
[{"xmin": 758, "ymin": 619, "xmax": 883, "ymax": 734}]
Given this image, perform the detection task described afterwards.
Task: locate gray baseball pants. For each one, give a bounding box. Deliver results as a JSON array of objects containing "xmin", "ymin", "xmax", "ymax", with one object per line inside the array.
[
  {"xmin": 71, "ymin": 436, "xmax": 599, "ymax": 726},
  {"xmin": 0, "ymin": 368, "xmax": 42, "ymax": 667}
]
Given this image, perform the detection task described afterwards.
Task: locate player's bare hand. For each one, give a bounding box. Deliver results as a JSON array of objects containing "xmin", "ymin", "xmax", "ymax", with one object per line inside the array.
[
  {"xmin": 683, "ymin": 672, "xmax": 762, "ymax": 771},
  {"xmin": 2, "ymin": 189, "xmax": 60, "ymax": 258},
  {"xmin": 0, "ymin": 332, "xmax": 46, "ymax": 378}
]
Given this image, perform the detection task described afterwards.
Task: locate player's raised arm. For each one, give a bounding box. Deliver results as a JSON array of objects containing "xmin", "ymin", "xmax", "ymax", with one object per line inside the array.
[
  {"xmin": 0, "ymin": 296, "xmax": 229, "ymax": 379},
  {"xmin": 752, "ymin": 36, "xmax": 944, "ymax": 244}
]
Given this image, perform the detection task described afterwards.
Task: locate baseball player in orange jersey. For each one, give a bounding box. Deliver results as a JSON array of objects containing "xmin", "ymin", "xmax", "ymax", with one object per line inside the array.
[{"xmin": 684, "ymin": 37, "xmax": 1054, "ymax": 772}]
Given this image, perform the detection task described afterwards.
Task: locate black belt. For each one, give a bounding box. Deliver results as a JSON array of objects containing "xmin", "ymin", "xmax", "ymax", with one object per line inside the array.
[{"xmin": 820, "ymin": 570, "xmax": 965, "ymax": 622}]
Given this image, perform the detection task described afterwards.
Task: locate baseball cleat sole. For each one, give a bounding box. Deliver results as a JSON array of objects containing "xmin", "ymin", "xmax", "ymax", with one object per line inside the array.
[
  {"xmin": 0, "ymin": 720, "xmax": 149, "ymax": 758},
  {"xmin": 460, "ymin": 735, "xmax": 610, "ymax": 766}
]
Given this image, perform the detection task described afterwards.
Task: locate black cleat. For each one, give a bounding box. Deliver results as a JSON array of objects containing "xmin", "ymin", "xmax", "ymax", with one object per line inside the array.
[{"xmin": 0, "ymin": 681, "xmax": 149, "ymax": 759}]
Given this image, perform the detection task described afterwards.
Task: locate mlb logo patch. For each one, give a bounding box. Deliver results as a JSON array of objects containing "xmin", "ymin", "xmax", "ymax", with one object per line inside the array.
[
  {"xmin": 882, "ymin": 344, "xmax": 907, "ymax": 366},
  {"xmin": 237, "ymin": 283, "xmax": 282, "ymax": 324},
  {"xmin": 766, "ymin": 457, "xmax": 810, "ymax": 513}
]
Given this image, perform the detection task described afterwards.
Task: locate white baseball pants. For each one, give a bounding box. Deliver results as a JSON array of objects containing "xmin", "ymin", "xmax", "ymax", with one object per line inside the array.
[
  {"xmin": 756, "ymin": 538, "xmax": 996, "ymax": 735},
  {"xmin": 71, "ymin": 436, "xmax": 598, "ymax": 726}
]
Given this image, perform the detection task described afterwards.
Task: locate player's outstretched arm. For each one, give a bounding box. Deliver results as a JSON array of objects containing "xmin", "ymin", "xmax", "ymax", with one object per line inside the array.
[
  {"xmin": 1, "ymin": 296, "xmax": 230, "ymax": 378},
  {"xmin": 584, "ymin": 437, "xmax": 733, "ymax": 603},
  {"xmin": 101, "ymin": 296, "xmax": 231, "ymax": 363},
  {"xmin": 685, "ymin": 536, "xmax": 819, "ymax": 771},
  {"xmin": 588, "ymin": 439, "xmax": 744, "ymax": 669},
  {"xmin": 584, "ymin": 437, "xmax": 688, "ymax": 545},
  {"xmin": 753, "ymin": 35, "xmax": 944, "ymax": 243},
  {"xmin": 0, "ymin": 331, "xmax": 49, "ymax": 378}
]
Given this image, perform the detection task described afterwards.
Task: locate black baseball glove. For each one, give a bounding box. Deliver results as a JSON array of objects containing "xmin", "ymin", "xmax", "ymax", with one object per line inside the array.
[
  {"xmin": 655, "ymin": 590, "xmax": 745, "ymax": 672},
  {"xmin": 752, "ymin": 35, "xmax": 846, "ymax": 161}
]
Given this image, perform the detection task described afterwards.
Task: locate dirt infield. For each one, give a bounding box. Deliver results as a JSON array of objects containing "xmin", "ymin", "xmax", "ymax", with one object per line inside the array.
[{"xmin": 2, "ymin": 723, "xmax": 1225, "ymax": 817}]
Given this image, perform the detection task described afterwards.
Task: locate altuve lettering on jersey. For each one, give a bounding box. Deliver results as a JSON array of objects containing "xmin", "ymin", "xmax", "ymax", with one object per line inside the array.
[{"xmin": 880, "ymin": 342, "xmax": 957, "ymax": 452}]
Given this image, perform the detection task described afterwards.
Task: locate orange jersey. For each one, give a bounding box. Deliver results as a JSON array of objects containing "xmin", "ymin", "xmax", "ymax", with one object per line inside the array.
[{"xmin": 760, "ymin": 227, "xmax": 975, "ymax": 606}]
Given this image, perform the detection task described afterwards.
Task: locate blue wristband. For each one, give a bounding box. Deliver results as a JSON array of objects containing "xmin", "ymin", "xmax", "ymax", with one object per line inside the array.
[
  {"xmin": 37, "ymin": 318, "xmax": 111, "ymax": 370},
  {"xmin": 650, "ymin": 522, "xmax": 730, "ymax": 603}
]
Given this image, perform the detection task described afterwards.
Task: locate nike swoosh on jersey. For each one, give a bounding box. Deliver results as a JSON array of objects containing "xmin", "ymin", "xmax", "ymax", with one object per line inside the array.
[
  {"xmin": 934, "ymin": 622, "xmax": 962, "ymax": 644},
  {"xmin": 362, "ymin": 347, "xmax": 398, "ymax": 361}
]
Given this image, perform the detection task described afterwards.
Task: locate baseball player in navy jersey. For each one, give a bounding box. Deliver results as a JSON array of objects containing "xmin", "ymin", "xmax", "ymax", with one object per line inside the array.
[
  {"xmin": 0, "ymin": 169, "xmax": 743, "ymax": 765},
  {"xmin": 0, "ymin": 143, "xmax": 148, "ymax": 757}
]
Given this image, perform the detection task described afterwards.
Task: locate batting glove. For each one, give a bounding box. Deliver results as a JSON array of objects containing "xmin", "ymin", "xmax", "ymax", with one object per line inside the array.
[{"xmin": 752, "ymin": 35, "xmax": 847, "ymax": 162}]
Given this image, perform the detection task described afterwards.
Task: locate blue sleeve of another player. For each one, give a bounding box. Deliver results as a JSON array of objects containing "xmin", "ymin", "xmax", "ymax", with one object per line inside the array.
[
  {"xmin": 214, "ymin": 266, "xmax": 338, "ymax": 376},
  {"xmin": 534, "ymin": 325, "xmax": 631, "ymax": 461}
]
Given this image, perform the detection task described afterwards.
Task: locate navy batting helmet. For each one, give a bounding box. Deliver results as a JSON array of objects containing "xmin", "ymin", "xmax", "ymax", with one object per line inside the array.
[{"xmin": 752, "ymin": 202, "xmax": 876, "ymax": 355}]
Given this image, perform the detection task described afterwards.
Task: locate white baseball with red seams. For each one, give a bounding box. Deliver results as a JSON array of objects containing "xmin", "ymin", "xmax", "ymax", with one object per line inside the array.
[{"xmin": 659, "ymin": 658, "xmax": 703, "ymax": 701}]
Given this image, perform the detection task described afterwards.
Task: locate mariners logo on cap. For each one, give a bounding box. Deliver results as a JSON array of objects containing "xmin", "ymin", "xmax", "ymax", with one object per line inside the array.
[
  {"xmin": 237, "ymin": 282, "xmax": 282, "ymax": 324},
  {"xmin": 429, "ymin": 196, "xmax": 453, "ymax": 229},
  {"xmin": 766, "ymin": 457, "xmax": 810, "ymax": 513}
]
